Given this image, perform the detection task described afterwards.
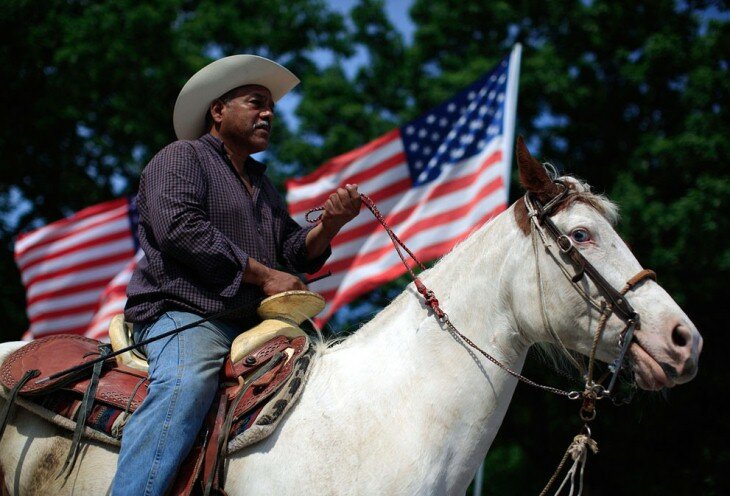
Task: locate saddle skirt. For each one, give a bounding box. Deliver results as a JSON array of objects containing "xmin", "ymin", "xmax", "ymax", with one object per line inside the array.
[{"xmin": 0, "ymin": 331, "xmax": 312, "ymax": 441}]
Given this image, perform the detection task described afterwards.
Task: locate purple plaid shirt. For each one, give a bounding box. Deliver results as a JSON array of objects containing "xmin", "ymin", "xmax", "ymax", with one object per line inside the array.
[{"xmin": 125, "ymin": 133, "xmax": 329, "ymax": 325}]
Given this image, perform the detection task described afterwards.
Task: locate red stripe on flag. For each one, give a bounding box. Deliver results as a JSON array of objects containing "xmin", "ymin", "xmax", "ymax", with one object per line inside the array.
[
  {"xmin": 286, "ymin": 130, "xmax": 401, "ymax": 187},
  {"xmin": 85, "ymin": 257, "xmax": 138, "ymax": 337},
  {"xmin": 29, "ymin": 301, "xmax": 100, "ymax": 324},
  {"xmin": 331, "ymin": 150, "xmax": 502, "ymax": 247},
  {"xmin": 25, "ymin": 275, "xmax": 124, "ymax": 307},
  {"xmin": 288, "ymin": 152, "xmax": 407, "ymax": 214},
  {"xmin": 321, "ymin": 175, "xmax": 504, "ymax": 274},
  {"xmin": 364, "ymin": 177, "xmax": 413, "ymax": 206},
  {"xmin": 14, "ymin": 199, "xmax": 130, "ymax": 258},
  {"xmin": 18, "ymin": 229, "xmax": 133, "ymax": 272},
  {"xmin": 15, "ymin": 198, "xmax": 137, "ymax": 340},
  {"xmin": 24, "ymin": 250, "xmax": 135, "ymax": 291}
]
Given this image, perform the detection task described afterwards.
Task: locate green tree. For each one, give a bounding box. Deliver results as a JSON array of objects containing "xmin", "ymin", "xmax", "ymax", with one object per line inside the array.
[
  {"xmin": 401, "ymin": 1, "xmax": 729, "ymax": 494},
  {"xmin": 0, "ymin": 0, "xmax": 350, "ymax": 339}
]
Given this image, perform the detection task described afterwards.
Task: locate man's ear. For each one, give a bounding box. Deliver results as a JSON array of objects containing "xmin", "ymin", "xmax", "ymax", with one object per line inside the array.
[{"xmin": 209, "ymin": 99, "xmax": 225, "ymax": 124}]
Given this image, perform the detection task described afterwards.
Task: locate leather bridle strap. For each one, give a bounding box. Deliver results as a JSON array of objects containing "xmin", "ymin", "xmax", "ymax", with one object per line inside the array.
[
  {"xmin": 525, "ymin": 186, "xmax": 657, "ymax": 401},
  {"xmin": 603, "ymin": 268, "xmax": 657, "ymax": 396},
  {"xmin": 527, "ymin": 189, "xmax": 649, "ymax": 324},
  {"xmin": 307, "ymin": 191, "xmax": 653, "ymax": 402}
]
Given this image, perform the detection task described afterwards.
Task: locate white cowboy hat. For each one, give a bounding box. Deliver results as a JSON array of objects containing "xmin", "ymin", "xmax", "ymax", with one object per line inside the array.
[{"xmin": 173, "ymin": 54, "xmax": 300, "ymax": 140}]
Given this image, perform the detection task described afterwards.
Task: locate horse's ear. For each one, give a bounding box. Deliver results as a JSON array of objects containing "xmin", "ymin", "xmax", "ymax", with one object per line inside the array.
[{"xmin": 516, "ymin": 136, "xmax": 560, "ymax": 199}]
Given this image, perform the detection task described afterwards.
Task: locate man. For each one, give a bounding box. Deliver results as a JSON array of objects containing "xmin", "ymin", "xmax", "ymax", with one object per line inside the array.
[{"xmin": 112, "ymin": 55, "xmax": 360, "ymax": 495}]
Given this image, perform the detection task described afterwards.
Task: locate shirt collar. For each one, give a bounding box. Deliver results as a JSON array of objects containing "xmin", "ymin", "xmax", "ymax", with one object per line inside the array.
[{"xmin": 199, "ymin": 133, "xmax": 267, "ymax": 174}]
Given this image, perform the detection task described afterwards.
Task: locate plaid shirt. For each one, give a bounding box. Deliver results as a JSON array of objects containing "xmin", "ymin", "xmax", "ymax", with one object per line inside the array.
[{"xmin": 125, "ymin": 133, "xmax": 329, "ymax": 326}]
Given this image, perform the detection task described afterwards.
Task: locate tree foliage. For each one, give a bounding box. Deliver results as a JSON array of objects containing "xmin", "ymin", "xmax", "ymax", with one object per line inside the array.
[
  {"xmin": 401, "ymin": 1, "xmax": 729, "ymax": 494},
  {"xmin": 1, "ymin": 0, "xmax": 728, "ymax": 493},
  {"xmin": 0, "ymin": 0, "xmax": 350, "ymax": 335}
]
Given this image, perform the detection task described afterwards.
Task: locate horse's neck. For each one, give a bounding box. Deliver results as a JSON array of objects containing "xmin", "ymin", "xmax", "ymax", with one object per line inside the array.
[{"xmin": 306, "ymin": 209, "xmax": 531, "ymax": 491}]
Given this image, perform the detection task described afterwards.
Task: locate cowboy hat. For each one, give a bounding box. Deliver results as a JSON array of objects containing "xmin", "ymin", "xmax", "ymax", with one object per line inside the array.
[{"xmin": 173, "ymin": 54, "xmax": 300, "ymax": 140}]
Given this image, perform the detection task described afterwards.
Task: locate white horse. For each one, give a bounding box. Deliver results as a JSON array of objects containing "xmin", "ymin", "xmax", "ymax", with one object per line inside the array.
[{"xmin": 0, "ymin": 139, "xmax": 702, "ymax": 495}]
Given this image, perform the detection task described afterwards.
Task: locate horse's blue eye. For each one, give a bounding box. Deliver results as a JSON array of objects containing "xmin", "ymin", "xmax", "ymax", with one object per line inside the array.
[{"xmin": 571, "ymin": 228, "xmax": 591, "ymax": 243}]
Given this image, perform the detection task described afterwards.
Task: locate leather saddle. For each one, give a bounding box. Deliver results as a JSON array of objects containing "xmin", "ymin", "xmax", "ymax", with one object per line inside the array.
[
  {"xmin": 107, "ymin": 290, "xmax": 325, "ymax": 374},
  {"xmin": 0, "ymin": 290, "xmax": 325, "ymax": 496}
]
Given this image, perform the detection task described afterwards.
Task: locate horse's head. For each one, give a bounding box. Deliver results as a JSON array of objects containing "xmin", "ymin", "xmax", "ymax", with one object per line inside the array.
[{"xmin": 512, "ymin": 136, "xmax": 702, "ymax": 391}]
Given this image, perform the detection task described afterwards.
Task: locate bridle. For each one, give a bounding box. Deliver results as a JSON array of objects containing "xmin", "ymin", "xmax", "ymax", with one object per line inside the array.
[
  {"xmin": 310, "ymin": 187, "xmax": 655, "ymax": 406},
  {"xmin": 308, "ymin": 185, "xmax": 657, "ymax": 494},
  {"xmin": 523, "ymin": 181, "xmax": 656, "ymax": 410},
  {"xmin": 520, "ymin": 181, "xmax": 656, "ymax": 494}
]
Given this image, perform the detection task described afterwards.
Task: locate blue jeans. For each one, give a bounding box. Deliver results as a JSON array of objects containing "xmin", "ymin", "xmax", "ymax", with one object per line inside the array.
[{"xmin": 111, "ymin": 311, "xmax": 240, "ymax": 496}]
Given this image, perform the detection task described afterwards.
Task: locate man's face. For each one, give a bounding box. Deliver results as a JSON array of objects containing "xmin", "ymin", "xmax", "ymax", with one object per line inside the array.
[{"xmin": 214, "ymin": 85, "xmax": 274, "ymax": 155}]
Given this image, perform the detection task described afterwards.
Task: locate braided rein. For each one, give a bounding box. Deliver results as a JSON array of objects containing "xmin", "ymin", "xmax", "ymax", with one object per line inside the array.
[
  {"xmin": 308, "ymin": 193, "xmax": 581, "ymax": 398},
  {"xmin": 307, "ymin": 190, "xmax": 656, "ymax": 495}
]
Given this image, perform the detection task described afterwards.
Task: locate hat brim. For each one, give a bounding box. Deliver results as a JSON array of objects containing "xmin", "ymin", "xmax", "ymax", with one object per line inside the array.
[{"xmin": 173, "ymin": 55, "xmax": 299, "ymax": 140}]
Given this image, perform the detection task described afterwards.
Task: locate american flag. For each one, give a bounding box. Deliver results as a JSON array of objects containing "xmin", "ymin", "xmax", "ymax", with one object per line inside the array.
[
  {"xmin": 14, "ymin": 198, "xmax": 139, "ymax": 340},
  {"xmin": 286, "ymin": 45, "xmax": 521, "ymax": 324},
  {"xmin": 14, "ymin": 45, "xmax": 521, "ymax": 339}
]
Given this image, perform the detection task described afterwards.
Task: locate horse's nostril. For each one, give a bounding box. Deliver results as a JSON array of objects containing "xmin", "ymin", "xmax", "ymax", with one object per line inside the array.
[{"xmin": 672, "ymin": 325, "xmax": 688, "ymax": 348}]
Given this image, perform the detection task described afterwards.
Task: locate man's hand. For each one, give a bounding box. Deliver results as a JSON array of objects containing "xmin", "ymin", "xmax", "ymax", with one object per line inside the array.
[
  {"xmin": 260, "ymin": 268, "xmax": 306, "ymax": 296},
  {"xmin": 304, "ymin": 184, "xmax": 361, "ymax": 260},
  {"xmin": 319, "ymin": 184, "xmax": 361, "ymax": 236},
  {"xmin": 244, "ymin": 258, "xmax": 306, "ymax": 296}
]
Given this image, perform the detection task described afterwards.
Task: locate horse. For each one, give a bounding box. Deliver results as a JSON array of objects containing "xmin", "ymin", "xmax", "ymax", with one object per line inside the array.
[{"xmin": 0, "ymin": 138, "xmax": 702, "ymax": 495}]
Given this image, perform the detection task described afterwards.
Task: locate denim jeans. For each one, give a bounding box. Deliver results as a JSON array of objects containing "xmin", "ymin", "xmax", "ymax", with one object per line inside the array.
[{"xmin": 111, "ymin": 311, "xmax": 240, "ymax": 496}]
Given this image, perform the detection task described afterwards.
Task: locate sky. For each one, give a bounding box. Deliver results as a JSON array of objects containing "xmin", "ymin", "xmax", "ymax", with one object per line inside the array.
[
  {"xmin": 258, "ymin": 0, "xmax": 415, "ymax": 150},
  {"xmin": 325, "ymin": 0, "xmax": 415, "ymax": 74},
  {"xmin": 330, "ymin": 0, "xmax": 415, "ymax": 44}
]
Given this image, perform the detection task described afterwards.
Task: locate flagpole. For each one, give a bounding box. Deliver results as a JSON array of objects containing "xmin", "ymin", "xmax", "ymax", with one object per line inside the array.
[
  {"xmin": 473, "ymin": 462, "xmax": 484, "ymax": 495},
  {"xmin": 473, "ymin": 43, "xmax": 522, "ymax": 496},
  {"xmin": 502, "ymin": 42, "xmax": 522, "ymax": 200}
]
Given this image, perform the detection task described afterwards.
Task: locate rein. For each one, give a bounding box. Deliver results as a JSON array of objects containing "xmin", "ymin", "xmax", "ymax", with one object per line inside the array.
[
  {"xmin": 309, "ymin": 195, "xmax": 579, "ymax": 395},
  {"xmin": 307, "ymin": 191, "xmax": 652, "ymax": 400},
  {"xmin": 360, "ymin": 195, "xmax": 575, "ymax": 397},
  {"xmin": 307, "ymin": 187, "xmax": 656, "ymax": 495}
]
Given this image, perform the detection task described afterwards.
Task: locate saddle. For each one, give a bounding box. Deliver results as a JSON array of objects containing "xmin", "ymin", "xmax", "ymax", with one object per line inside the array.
[{"xmin": 0, "ymin": 290, "xmax": 325, "ymax": 496}]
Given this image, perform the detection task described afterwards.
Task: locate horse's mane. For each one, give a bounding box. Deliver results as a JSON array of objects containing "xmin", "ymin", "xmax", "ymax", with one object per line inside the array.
[
  {"xmin": 559, "ymin": 174, "xmax": 620, "ymax": 226},
  {"xmin": 309, "ymin": 319, "xmax": 349, "ymax": 356},
  {"xmin": 514, "ymin": 170, "xmax": 620, "ymax": 234}
]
